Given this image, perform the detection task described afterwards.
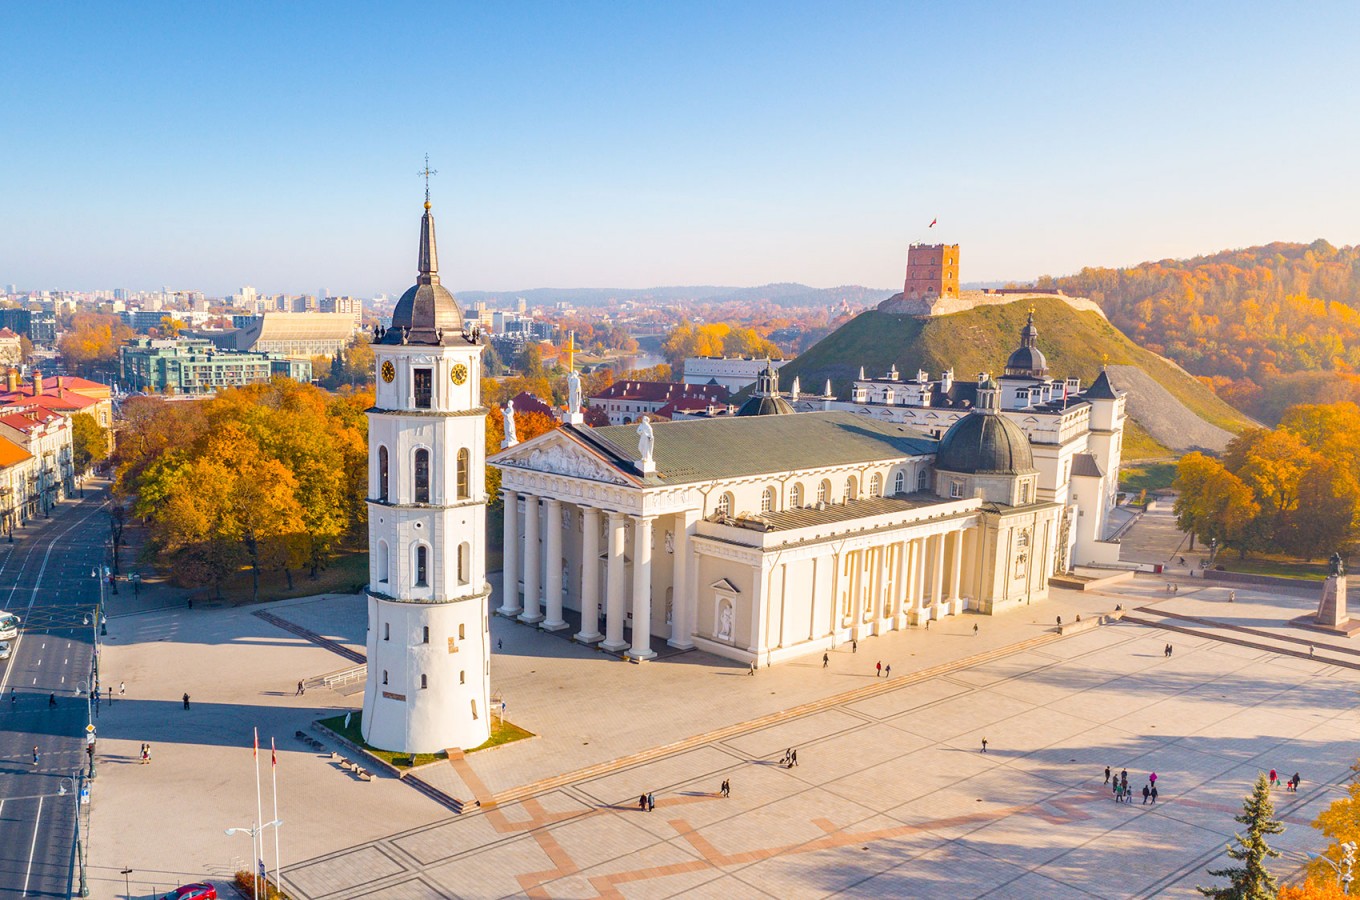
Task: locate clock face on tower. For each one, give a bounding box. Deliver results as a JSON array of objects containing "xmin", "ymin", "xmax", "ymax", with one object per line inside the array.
[
  {"xmin": 381, "ymin": 361, "xmax": 395, "ymax": 383},
  {"xmin": 451, "ymin": 363, "xmax": 468, "ymax": 385}
]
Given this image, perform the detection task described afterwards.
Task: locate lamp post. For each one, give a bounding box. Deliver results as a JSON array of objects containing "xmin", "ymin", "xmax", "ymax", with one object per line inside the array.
[
  {"xmin": 120, "ymin": 867, "xmax": 132, "ymax": 900},
  {"xmin": 226, "ymin": 820, "xmax": 282, "ymax": 900},
  {"xmin": 59, "ymin": 774, "xmax": 90, "ymax": 897},
  {"xmin": 1308, "ymin": 842, "xmax": 1357, "ymax": 892}
]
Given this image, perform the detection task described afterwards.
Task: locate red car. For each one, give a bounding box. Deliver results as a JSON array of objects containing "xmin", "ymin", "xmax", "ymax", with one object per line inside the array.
[{"xmin": 164, "ymin": 885, "xmax": 216, "ymax": 900}]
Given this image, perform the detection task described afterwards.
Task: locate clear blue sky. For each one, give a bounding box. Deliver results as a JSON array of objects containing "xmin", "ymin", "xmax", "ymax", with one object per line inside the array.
[{"xmin": 4, "ymin": 2, "xmax": 1358, "ymax": 297}]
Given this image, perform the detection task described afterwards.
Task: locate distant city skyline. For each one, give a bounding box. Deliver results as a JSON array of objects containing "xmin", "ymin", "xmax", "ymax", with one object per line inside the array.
[{"xmin": 4, "ymin": 2, "xmax": 1358, "ymax": 296}]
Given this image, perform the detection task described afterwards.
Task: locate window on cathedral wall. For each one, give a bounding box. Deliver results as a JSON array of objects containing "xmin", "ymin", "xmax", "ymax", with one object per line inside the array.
[
  {"xmin": 817, "ymin": 480, "xmax": 830, "ymax": 504},
  {"xmin": 845, "ymin": 476, "xmax": 858, "ymax": 501},
  {"xmin": 378, "ymin": 446, "xmax": 389, "ymax": 501},
  {"xmin": 761, "ymin": 486, "xmax": 775, "ymax": 513},
  {"xmin": 414, "ymin": 368, "xmax": 432, "ymax": 409},
  {"xmin": 716, "ymin": 492, "xmax": 733, "ymax": 517},
  {"xmin": 917, "ymin": 469, "xmax": 928, "ymax": 491},
  {"xmin": 894, "ymin": 470, "xmax": 905, "ymax": 495},
  {"xmin": 950, "ymin": 480, "xmax": 963, "ymax": 499},
  {"xmin": 869, "ymin": 473, "xmax": 882, "ymax": 498},
  {"xmin": 414, "ymin": 449, "xmax": 430, "ymax": 503},
  {"xmin": 790, "ymin": 483, "xmax": 803, "ymax": 507}
]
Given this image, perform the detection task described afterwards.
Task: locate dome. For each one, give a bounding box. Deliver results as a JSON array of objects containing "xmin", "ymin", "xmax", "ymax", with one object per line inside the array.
[
  {"xmin": 735, "ymin": 360, "xmax": 795, "ymax": 417},
  {"xmin": 382, "ymin": 201, "xmax": 464, "ymax": 345},
  {"xmin": 1004, "ymin": 344, "xmax": 1048, "ymax": 374},
  {"xmin": 735, "ymin": 394, "xmax": 796, "ymax": 417},
  {"xmin": 936, "ymin": 410, "xmax": 1036, "ymax": 475}
]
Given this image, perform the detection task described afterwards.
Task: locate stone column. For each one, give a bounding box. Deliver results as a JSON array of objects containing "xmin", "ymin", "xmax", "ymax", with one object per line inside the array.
[
  {"xmin": 630, "ymin": 515, "xmax": 657, "ymax": 660},
  {"xmin": 497, "ymin": 489, "xmax": 522, "ymax": 616},
  {"xmin": 949, "ymin": 529, "xmax": 965, "ymax": 615},
  {"xmin": 601, "ymin": 512, "xmax": 629, "ymax": 652},
  {"xmin": 542, "ymin": 498, "xmax": 567, "ymax": 630},
  {"xmin": 931, "ymin": 532, "xmax": 947, "ymax": 619},
  {"xmin": 668, "ymin": 511, "xmax": 697, "ymax": 650},
  {"xmin": 912, "ymin": 537, "xmax": 928, "ymax": 624},
  {"xmin": 518, "ymin": 495, "xmax": 544, "ymax": 624},
  {"xmin": 575, "ymin": 507, "xmax": 603, "ymax": 643}
]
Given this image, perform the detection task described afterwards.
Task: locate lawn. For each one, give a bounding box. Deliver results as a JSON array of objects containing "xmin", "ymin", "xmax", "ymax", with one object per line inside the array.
[
  {"xmin": 191, "ymin": 549, "xmax": 370, "ymax": 606},
  {"xmin": 1119, "ymin": 459, "xmax": 1178, "ymax": 493},
  {"xmin": 317, "ymin": 712, "xmax": 447, "ymax": 769},
  {"xmin": 1216, "ymin": 555, "xmax": 1331, "ymax": 582},
  {"xmin": 469, "ymin": 717, "xmax": 535, "ymax": 753}
]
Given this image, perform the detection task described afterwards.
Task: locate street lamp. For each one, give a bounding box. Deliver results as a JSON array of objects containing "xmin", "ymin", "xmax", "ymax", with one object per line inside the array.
[
  {"xmin": 1308, "ymin": 842, "xmax": 1358, "ymax": 892},
  {"xmin": 59, "ymin": 774, "xmax": 91, "ymax": 896},
  {"xmin": 226, "ymin": 820, "xmax": 282, "ymax": 900}
]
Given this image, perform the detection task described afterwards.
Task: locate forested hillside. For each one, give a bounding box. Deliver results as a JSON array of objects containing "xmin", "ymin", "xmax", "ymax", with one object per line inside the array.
[{"xmin": 1039, "ymin": 240, "xmax": 1360, "ymax": 422}]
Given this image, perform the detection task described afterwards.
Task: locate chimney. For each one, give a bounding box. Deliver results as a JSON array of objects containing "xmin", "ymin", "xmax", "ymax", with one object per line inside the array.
[
  {"xmin": 56, "ymin": 376, "xmax": 65, "ymax": 392},
  {"xmin": 32, "ymin": 369, "xmax": 41, "ymax": 396},
  {"xmin": 5, "ymin": 368, "xmax": 17, "ymax": 393}
]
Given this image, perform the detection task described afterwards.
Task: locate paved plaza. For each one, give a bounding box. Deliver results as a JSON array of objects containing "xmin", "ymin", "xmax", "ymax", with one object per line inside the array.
[{"xmin": 82, "ymin": 507, "xmax": 1360, "ymax": 898}]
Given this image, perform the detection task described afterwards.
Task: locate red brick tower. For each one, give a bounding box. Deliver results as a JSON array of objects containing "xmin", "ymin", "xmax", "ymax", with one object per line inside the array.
[{"xmin": 904, "ymin": 244, "xmax": 960, "ymax": 301}]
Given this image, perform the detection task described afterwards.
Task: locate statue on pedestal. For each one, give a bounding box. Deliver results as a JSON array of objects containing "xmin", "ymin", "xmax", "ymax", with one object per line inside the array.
[{"xmin": 1330, "ymin": 551, "xmax": 1345, "ymax": 578}]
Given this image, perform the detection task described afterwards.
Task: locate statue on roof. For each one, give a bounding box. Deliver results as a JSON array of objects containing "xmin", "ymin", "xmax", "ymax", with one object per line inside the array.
[
  {"xmin": 636, "ymin": 415, "xmax": 654, "ymax": 465},
  {"xmin": 503, "ymin": 400, "xmax": 517, "ymax": 445},
  {"xmin": 567, "ymin": 368, "xmax": 581, "ymax": 415}
]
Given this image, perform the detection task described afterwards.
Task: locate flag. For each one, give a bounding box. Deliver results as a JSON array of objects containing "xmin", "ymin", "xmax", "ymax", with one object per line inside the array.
[
  {"xmin": 253, "ymin": 727, "xmax": 258, "ymax": 760},
  {"xmin": 271, "ymin": 736, "xmax": 277, "ymax": 768},
  {"xmin": 929, "ymin": 218, "xmax": 937, "ymax": 228}
]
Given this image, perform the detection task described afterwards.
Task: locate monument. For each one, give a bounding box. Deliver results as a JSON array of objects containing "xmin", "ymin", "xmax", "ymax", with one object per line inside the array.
[{"xmin": 1296, "ymin": 551, "xmax": 1360, "ymax": 636}]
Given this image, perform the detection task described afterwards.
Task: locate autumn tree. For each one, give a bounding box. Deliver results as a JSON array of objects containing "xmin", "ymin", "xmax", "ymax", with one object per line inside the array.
[
  {"xmin": 1199, "ymin": 772, "xmax": 1284, "ymax": 899},
  {"xmin": 59, "ymin": 313, "xmax": 135, "ymax": 374},
  {"xmin": 484, "ymin": 404, "xmax": 560, "ymax": 507},
  {"xmin": 70, "ymin": 412, "xmax": 110, "ymax": 472},
  {"xmin": 1305, "ymin": 759, "xmax": 1360, "ymax": 888},
  {"xmin": 1174, "ymin": 453, "xmax": 1261, "ymax": 556}
]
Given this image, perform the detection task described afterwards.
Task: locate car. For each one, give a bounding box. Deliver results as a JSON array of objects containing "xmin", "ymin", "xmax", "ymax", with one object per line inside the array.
[
  {"xmin": 0, "ymin": 641, "xmax": 10, "ymax": 660},
  {"xmin": 163, "ymin": 885, "xmax": 216, "ymax": 900},
  {"xmin": 0, "ymin": 612, "xmax": 19, "ymax": 640}
]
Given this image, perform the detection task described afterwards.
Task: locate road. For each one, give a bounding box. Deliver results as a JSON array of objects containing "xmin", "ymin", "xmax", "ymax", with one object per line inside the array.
[{"xmin": 0, "ymin": 488, "xmax": 114, "ymax": 899}]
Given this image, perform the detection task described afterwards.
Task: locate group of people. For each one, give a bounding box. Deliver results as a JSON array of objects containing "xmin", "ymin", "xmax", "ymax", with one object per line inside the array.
[
  {"xmin": 139, "ymin": 742, "xmax": 153, "ymax": 764},
  {"xmin": 637, "ymin": 791, "xmax": 656, "ymax": 811},
  {"xmin": 1268, "ymin": 768, "xmax": 1301, "ymax": 792},
  {"xmin": 1163, "ymin": 643, "xmax": 1175, "ymax": 657},
  {"xmin": 780, "ymin": 748, "xmax": 799, "ymax": 768},
  {"xmin": 1105, "ymin": 767, "xmax": 1159, "ymax": 804}
]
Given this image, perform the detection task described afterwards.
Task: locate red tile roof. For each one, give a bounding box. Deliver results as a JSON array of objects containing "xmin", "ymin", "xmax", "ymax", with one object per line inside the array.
[
  {"xmin": 508, "ymin": 391, "xmax": 555, "ymax": 417},
  {"xmin": 0, "ymin": 437, "xmax": 32, "ymax": 468},
  {"xmin": 590, "ymin": 380, "xmax": 728, "ymax": 404}
]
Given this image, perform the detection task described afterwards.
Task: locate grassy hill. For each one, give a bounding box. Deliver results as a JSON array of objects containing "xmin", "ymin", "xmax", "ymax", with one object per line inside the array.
[{"xmin": 777, "ymin": 297, "xmax": 1256, "ymax": 459}]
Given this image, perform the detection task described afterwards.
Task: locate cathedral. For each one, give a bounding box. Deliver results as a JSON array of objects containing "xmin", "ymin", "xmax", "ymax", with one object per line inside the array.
[{"xmin": 491, "ymin": 312, "xmax": 1126, "ymax": 668}]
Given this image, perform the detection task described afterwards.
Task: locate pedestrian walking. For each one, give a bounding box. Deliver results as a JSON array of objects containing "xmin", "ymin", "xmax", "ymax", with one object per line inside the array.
[
  {"xmin": 49, "ymin": 693, "xmax": 56, "ymax": 708},
  {"xmin": 1142, "ymin": 784, "xmax": 1150, "ymax": 804},
  {"xmin": 647, "ymin": 792, "xmax": 655, "ymax": 812},
  {"xmin": 108, "ymin": 686, "xmax": 113, "ymax": 704},
  {"xmin": 1310, "ymin": 645, "xmax": 1316, "ymax": 658},
  {"xmin": 182, "ymin": 692, "xmax": 191, "ymax": 710},
  {"xmin": 721, "ymin": 778, "xmax": 730, "ymax": 798},
  {"xmin": 852, "ymin": 640, "xmax": 858, "ymax": 654},
  {"xmin": 748, "ymin": 661, "xmax": 756, "ymax": 676},
  {"xmin": 973, "ymin": 623, "xmax": 979, "ymax": 637},
  {"xmin": 980, "ymin": 737, "xmax": 988, "ymax": 753},
  {"xmin": 1229, "ymin": 591, "xmax": 1236, "ymax": 603},
  {"xmin": 1113, "ymin": 781, "xmax": 1120, "ymax": 801},
  {"xmin": 296, "ymin": 680, "xmax": 305, "ymax": 696},
  {"xmin": 1291, "ymin": 773, "xmax": 1301, "ymax": 792},
  {"xmin": 497, "ymin": 639, "xmax": 503, "ymax": 650},
  {"xmin": 885, "ymin": 664, "xmax": 891, "ymax": 678},
  {"xmin": 1121, "ymin": 768, "xmax": 1128, "ymax": 784},
  {"xmin": 1269, "ymin": 768, "xmax": 1277, "ymax": 787},
  {"xmin": 1057, "ymin": 615, "xmax": 1062, "ymax": 626},
  {"xmin": 822, "ymin": 653, "xmax": 829, "ymax": 668},
  {"xmin": 119, "ymin": 681, "xmax": 125, "ymax": 697},
  {"xmin": 9, "ymin": 688, "xmax": 15, "ymax": 707},
  {"xmin": 1149, "ymin": 771, "xmax": 1157, "ymax": 787},
  {"xmin": 875, "ymin": 661, "xmax": 882, "ymax": 677},
  {"xmin": 638, "ymin": 794, "xmax": 647, "ymax": 811},
  {"xmin": 1167, "ymin": 645, "xmax": 1174, "ymax": 657},
  {"xmin": 1150, "ymin": 785, "xmax": 1158, "ymax": 803},
  {"xmin": 1104, "ymin": 766, "xmax": 1111, "ymax": 785},
  {"xmin": 792, "ymin": 749, "xmax": 798, "ymax": 767},
  {"xmin": 32, "ymin": 745, "xmax": 39, "ymax": 766}
]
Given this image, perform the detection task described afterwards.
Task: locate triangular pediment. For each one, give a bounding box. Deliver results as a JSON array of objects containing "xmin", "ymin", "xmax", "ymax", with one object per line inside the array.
[
  {"xmin": 710, "ymin": 578, "xmax": 741, "ymax": 593},
  {"xmin": 491, "ymin": 430, "xmax": 634, "ymax": 486}
]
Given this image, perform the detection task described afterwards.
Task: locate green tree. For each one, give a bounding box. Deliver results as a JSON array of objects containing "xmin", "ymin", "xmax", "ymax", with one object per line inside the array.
[
  {"xmin": 1199, "ymin": 772, "xmax": 1284, "ymax": 899},
  {"xmin": 70, "ymin": 412, "xmax": 109, "ymax": 472}
]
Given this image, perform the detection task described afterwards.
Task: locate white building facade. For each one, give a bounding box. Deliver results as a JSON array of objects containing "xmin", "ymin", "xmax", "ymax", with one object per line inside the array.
[{"xmin": 361, "ymin": 198, "xmax": 492, "ymax": 753}]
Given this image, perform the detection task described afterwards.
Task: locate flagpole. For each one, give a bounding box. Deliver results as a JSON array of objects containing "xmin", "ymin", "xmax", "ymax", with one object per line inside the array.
[
  {"xmin": 254, "ymin": 727, "xmax": 264, "ymax": 899},
  {"xmin": 272, "ymin": 737, "xmax": 282, "ymax": 894}
]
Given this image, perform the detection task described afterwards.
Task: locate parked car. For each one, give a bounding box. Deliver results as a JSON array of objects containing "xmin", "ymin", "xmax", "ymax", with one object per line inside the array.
[
  {"xmin": 0, "ymin": 640, "xmax": 10, "ymax": 660},
  {"xmin": 163, "ymin": 885, "xmax": 216, "ymax": 900}
]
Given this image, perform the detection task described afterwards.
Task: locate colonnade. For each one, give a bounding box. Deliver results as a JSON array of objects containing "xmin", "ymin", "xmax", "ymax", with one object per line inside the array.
[
  {"xmin": 496, "ymin": 489, "xmax": 696, "ymax": 660},
  {"xmin": 839, "ymin": 526, "xmax": 972, "ymax": 635}
]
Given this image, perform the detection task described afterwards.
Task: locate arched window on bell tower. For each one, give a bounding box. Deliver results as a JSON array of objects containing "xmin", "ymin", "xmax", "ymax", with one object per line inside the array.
[
  {"xmin": 415, "ymin": 545, "xmax": 428, "ymax": 587},
  {"xmin": 378, "ymin": 446, "xmax": 389, "ymax": 501},
  {"xmin": 457, "ymin": 448, "xmax": 470, "ymax": 500},
  {"xmin": 414, "ymin": 449, "xmax": 430, "ymax": 503}
]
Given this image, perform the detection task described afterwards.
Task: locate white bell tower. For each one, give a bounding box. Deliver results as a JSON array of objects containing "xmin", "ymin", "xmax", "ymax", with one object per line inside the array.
[{"xmin": 361, "ymin": 194, "xmax": 491, "ymax": 753}]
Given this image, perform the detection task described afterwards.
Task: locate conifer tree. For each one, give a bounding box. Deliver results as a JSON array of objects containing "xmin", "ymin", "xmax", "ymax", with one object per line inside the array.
[{"xmin": 1199, "ymin": 772, "xmax": 1285, "ymax": 899}]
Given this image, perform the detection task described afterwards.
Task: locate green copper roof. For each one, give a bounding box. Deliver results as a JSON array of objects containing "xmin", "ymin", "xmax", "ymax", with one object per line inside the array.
[{"xmin": 572, "ymin": 411, "xmax": 937, "ymax": 484}]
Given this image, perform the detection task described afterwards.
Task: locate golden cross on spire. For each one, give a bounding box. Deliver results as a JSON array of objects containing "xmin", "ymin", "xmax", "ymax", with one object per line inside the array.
[{"xmin": 419, "ymin": 154, "xmax": 438, "ymax": 208}]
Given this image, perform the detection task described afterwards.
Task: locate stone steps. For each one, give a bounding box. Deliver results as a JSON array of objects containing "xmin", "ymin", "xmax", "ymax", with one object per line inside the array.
[
  {"xmin": 1121, "ymin": 612, "xmax": 1360, "ymax": 671},
  {"xmin": 254, "ymin": 610, "xmax": 366, "ymax": 664},
  {"xmin": 489, "ymin": 628, "xmax": 1066, "ymax": 808}
]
